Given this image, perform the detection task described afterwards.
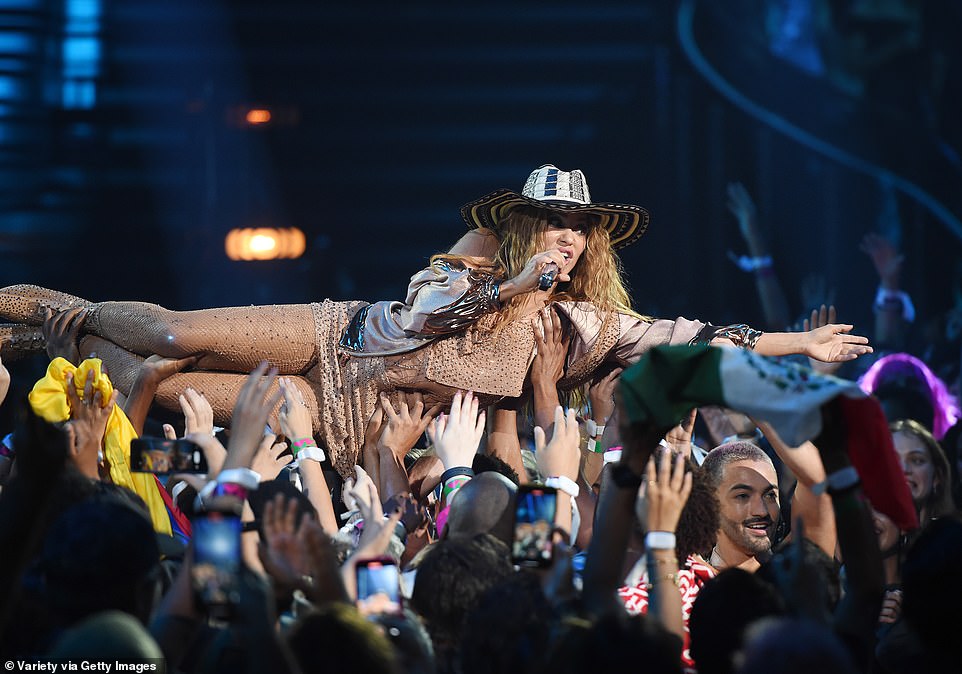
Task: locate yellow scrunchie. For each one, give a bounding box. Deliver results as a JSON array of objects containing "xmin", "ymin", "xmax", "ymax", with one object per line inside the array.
[{"xmin": 28, "ymin": 357, "xmax": 173, "ymax": 535}]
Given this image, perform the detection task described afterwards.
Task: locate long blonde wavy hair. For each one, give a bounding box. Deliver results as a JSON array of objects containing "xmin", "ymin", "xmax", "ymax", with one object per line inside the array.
[{"xmin": 435, "ymin": 205, "xmax": 643, "ymax": 327}]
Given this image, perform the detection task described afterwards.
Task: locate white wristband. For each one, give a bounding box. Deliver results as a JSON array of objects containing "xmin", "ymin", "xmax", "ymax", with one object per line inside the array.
[
  {"xmin": 603, "ymin": 448, "xmax": 622, "ymax": 465},
  {"xmin": 586, "ymin": 437, "xmax": 605, "ymax": 454},
  {"xmin": 585, "ymin": 420, "xmax": 606, "ymax": 438},
  {"xmin": 545, "ymin": 476, "xmax": 580, "ymax": 498},
  {"xmin": 874, "ymin": 286, "xmax": 916, "ymax": 322},
  {"xmin": 645, "ymin": 530, "xmax": 677, "ymax": 551},
  {"xmin": 170, "ymin": 480, "xmax": 189, "ymax": 502},
  {"xmin": 216, "ymin": 467, "xmax": 261, "ymax": 491},
  {"xmin": 295, "ymin": 446, "xmax": 327, "ymax": 466}
]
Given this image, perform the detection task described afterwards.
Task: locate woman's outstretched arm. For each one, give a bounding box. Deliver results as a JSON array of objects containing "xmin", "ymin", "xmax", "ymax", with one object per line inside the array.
[{"xmin": 749, "ymin": 324, "xmax": 873, "ymax": 362}]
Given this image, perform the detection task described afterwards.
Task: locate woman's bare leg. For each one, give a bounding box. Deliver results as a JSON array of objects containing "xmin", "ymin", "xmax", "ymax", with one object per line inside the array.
[{"xmin": 85, "ymin": 301, "xmax": 318, "ymax": 374}]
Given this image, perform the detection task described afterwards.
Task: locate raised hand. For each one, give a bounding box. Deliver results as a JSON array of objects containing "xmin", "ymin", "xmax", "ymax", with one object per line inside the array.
[
  {"xmin": 348, "ymin": 465, "xmax": 402, "ymax": 557},
  {"xmin": 258, "ymin": 493, "xmax": 314, "ymax": 591},
  {"xmin": 642, "ymin": 448, "xmax": 693, "ymax": 535},
  {"xmin": 223, "ymin": 361, "xmax": 281, "ymax": 472},
  {"xmin": 377, "ymin": 392, "xmax": 439, "ymax": 460},
  {"xmin": 426, "ymin": 390, "xmax": 485, "ymax": 471},
  {"xmin": 534, "ymin": 406, "xmax": 580, "ymax": 481},
  {"xmin": 251, "ymin": 433, "xmax": 293, "ymax": 481},
  {"xmin": 347, "ymin": 465, "xmax": 380, "ymax": 516},
  {"xmin": 277, "ymin": 377, "xmax": 314, "ymax": 442},
  {"xmin": 804, "ymin": 323, "xmax": 873, "ymax": 363},
  {"xmin": 184, "ymin": 431, "xmax": 227, "ymax": 477},
  {"xmin": 860, "ymin": 233, "xmax": 903, "ymax": 288},
  {"xmin": 802, "ymin": 305, "xmax": 843, "ymax": 376},
  {"xmin": 42, "ymin": 307, "xmax": 86, "ymax": 365},
  {"xmin": 662, "ymin": 408, "xmax": 697, "ymax": 460},
  {"xmin": 588, "ymin": 367, "xmax": 622, "ymax": 425},
  {"xmin": 179, "ymin": 386, "xmax": 214, "ymax": 436},
  {"xmin": 800, "ymin": 274, "xmax": 836, "ymax": 316},
  {"xmin": 530, "ymin": 307, "xmax": 569, "ymax": 388},
  {"xmin": 123, "ymin": 353, "xmax": 198, "ymax": 436},
  {"xmin": 726, "ymin": 182, "xmax": 759, "ymax": 242},
  {"xmin": 64, "ymin": 369, "xmax": 117, "ymax": 478}
]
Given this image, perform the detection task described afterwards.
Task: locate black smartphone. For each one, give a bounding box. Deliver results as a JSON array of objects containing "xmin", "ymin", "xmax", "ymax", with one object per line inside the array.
[
  {"xmin": 512, "ymin": 485, "xmax": 558, "ymax": 567},
  {"xmin": 130, "ymin": 437, "xmax": 208, "ymax": 474},
  {"xmin": 191, "ymin": 512, "xmax": 242, "ymax": 618},
  {"xmin": 355, "ymin": 556, "xmax": 402, "ymax": 616}
]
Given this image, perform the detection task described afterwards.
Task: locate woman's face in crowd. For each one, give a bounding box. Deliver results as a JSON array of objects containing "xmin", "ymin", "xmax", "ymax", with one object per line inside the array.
[
  {"xmin": 542, "ymin": 211, "xmax": 589, "ymax": 276},
  {"xmin": 872, "ymin": 507, "xmax": 900, "ymax": 554},
  {"xmin": 893, "ymin": 429, "xmax": 937, "ymax": 505}
]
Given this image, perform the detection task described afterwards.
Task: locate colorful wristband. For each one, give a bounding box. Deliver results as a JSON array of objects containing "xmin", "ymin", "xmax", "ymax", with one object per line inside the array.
[
  {"xmin": 441, "ymin": 475, "xmax": 471, "ymax": 501},
  {"xmin": 586, "ymin": 437, "xmax": 605, "ymax": 453}
]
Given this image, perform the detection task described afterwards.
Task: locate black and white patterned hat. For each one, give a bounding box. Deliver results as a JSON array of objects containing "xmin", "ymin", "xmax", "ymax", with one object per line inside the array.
[{"xmin": 460, "ymin": 164, "xmax": 649, "ymax": 249}]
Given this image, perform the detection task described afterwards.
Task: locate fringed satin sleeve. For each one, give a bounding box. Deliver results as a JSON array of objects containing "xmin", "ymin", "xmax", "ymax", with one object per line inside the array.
[
  {"xmin": 403, "ymin": 260, "xmax": 501, "ymax": 336},
  {"xmin": 611, "ymin": 316, "xmax": 762, "ymax": 364},
  {"xmin": 337, "ymin": 259, "xmax": 501, "ymax": 356}
]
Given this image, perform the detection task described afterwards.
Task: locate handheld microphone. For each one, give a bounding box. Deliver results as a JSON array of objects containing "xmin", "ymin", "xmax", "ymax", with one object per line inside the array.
[{"xmin": 538, "ymin": 263, "xmax": 559, "ymax": 291}]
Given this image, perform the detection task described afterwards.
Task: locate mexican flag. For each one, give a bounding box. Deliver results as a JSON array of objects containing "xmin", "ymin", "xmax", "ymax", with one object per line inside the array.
[{"xmin": 620, "ymin": 345, "xmax": 918, "ymax": 531}]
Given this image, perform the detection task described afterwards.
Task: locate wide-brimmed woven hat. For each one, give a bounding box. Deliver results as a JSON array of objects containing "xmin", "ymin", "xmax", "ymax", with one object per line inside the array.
[{"xmin": 460, "ymin": 164, "xmax": 650, "ymax": 249}]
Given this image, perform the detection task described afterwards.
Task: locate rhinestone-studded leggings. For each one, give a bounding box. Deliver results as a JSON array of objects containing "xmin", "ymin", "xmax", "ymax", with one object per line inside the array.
[{"xmin": 86, "ymin": 300, "xmax": 319, "ymax": 374}]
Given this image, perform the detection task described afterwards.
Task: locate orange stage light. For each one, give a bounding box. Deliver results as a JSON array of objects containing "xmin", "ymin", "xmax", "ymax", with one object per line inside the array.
[
  {"xmin": 244, "ymin": 108, "xmax": 272, "ymax": 125},
  {"xmin": 225, "ymin": 227, "xmax": 306, "ymax": 260}
]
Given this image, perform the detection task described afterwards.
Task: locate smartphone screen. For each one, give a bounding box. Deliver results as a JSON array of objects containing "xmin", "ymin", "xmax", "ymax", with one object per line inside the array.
[
  {"xmin": 355, "ymin": 557, "xmax": 402, "ymax": 616},
  {"xmin": 512, "ymin": 485, "xmax": 557, "ymax": 567},
  {"xmin": 130, "ymin": 437, "xmax": 208, "ymax": 474},
  {"xmin": 191, "ymin": 512, "xmax": 242, "ymax": 617}
]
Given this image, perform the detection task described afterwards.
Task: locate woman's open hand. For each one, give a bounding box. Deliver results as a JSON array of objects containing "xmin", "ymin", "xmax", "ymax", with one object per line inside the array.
[{"xmin": 804, "ymin": 323, "xmax": 873, "ymax": 363}]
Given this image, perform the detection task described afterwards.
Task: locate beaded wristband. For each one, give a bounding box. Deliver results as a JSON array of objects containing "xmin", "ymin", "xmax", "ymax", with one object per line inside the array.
[
  {"xmin": 647, "ymin": 573, "xmax": 680, "ymax": 588},
  {"xmin": 442, "ymin": 475, "xmax": 471, "ymax": 501},
  {"xmin": 648, "ymin": 556, "xmax": 679, "ymax": 567}
]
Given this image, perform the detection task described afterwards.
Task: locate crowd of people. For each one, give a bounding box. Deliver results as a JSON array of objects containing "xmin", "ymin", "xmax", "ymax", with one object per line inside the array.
[{"xmin": 0, "ymin": 165, "xmax": 959, "ymax": 673}]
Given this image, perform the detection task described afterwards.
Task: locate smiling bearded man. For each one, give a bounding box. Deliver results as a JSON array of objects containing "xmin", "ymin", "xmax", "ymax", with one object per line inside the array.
[{"xmin": 701, "ymin": 441, "xmax": 781, "ymax": 572}]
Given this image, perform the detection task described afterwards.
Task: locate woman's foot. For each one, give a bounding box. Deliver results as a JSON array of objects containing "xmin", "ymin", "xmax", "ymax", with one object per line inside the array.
[{"xmin": 0, "ymin": 285, "xmax": 92, "ymax": 325}]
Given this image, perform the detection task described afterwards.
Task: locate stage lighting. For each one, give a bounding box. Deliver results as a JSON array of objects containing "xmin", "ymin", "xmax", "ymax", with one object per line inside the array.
[{"xmin": 225, "ymin": 227, "xmax": 306, "ymax": 261}]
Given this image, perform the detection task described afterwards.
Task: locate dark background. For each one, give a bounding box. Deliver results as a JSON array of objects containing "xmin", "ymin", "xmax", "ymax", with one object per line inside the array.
[{"xmin": 2, "ymin": 0, "xmax": 960, "ymax": 338}]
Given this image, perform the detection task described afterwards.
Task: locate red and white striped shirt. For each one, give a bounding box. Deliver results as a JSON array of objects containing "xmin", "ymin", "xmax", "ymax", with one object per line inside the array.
[{"xmin": 618, "ymin": 554, "xmax": 717, "ymax": 670}]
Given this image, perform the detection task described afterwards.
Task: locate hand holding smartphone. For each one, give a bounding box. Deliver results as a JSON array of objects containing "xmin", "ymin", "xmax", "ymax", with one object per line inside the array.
[
  {"xmin": 130, "ymin": 436, "xmax": 208, "ymax": 474},
  {"xmin": 512, "ymin": 485, "xmax": 558, "ymax": 567},
  {"xmin": 355, "ymin": 557, "xmax": 402, "ymax": 616},
  {"xmin": 191, "ymin": 511, "xmax": 242, "ymax": 619}
]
